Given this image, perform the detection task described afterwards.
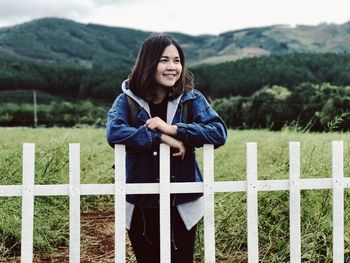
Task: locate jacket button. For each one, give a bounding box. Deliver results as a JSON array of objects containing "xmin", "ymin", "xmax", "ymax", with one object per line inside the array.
[{"xmin": 153, "ymin": 151, "xmax": 158, "ymax": 156}]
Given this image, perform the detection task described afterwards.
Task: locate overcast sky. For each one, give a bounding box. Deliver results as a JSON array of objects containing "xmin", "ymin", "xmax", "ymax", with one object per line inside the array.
[{"xmin": 0, "ymin": 0, "xmax": 349, "ymax": 35}]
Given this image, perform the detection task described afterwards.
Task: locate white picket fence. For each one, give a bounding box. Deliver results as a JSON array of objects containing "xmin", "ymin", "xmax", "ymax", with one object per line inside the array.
[{"xmin": 0, "ymin": 141, "xmax": 349, "ymax": 262}]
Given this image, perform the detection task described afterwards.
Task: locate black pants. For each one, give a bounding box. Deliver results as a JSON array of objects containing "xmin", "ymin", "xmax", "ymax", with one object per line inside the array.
[{"xmin": 128, "ymin": 206, "xmax": 197, "ymax": 263}]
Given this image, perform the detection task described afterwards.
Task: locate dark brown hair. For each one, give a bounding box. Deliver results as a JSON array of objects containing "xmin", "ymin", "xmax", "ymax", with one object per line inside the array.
[{"xmin": 128, "ymin": 34, "xmax": 194, "ymax": 100}]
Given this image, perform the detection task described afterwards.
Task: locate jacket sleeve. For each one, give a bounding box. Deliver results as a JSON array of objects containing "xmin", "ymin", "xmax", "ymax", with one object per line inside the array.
[
  {"xmin": 106, "ymin": 94, "xmax": 162, "ymax": 149},
  {"xmin": 175, "ymin": 91, "xmax": 227, "ymax": 148}
]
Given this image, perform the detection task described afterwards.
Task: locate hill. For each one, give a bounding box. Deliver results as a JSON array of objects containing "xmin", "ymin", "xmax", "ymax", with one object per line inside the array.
[
  {"xmin": 0, "ymin": 18, "xmax": 350, "ymax": 68},
  {"xmin": 0, "ymin": 18, "xmax": 150, "ymax": 69},
  {"xmin": 194, "ymin": 22, "xmax": 350, "ymax": 65}
]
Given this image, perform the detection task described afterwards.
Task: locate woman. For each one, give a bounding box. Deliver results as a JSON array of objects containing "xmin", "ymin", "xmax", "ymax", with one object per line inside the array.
[{"xmin": 107, "ymin": 34, "xmax": 227, "ymax": 262}]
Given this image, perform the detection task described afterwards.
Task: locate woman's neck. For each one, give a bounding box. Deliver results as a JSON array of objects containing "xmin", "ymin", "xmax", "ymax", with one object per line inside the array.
[{"xmin": 151, "ymin": 85, "xmax": 168, "ymax": 104}]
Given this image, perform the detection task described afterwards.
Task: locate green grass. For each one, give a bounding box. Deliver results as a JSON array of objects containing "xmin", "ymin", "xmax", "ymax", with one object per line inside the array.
[{"xmin": 0, "ymin": 128, "xmax": 349, "ymax": 262}]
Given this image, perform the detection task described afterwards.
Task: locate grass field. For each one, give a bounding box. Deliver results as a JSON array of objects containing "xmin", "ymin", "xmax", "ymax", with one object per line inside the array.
[{"xmin": 0, "ymin": 128, "xmax": 349, "ymax": 262}]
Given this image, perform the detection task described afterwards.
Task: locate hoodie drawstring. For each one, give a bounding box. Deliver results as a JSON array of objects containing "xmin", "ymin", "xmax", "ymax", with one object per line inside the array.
[
  {"xmin": 171, "ymin": 209, "xmax": 178, "ymax": 251},
  {"xmin": 140, "ymin": 208, "xmax": 152, "ymax": 245}
]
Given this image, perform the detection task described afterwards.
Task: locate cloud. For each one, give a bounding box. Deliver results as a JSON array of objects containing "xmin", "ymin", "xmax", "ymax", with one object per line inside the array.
[
  {"xmin": 2, "ymin": 1, "xmax": 94, "ymax": 16},
  {"xmin": 0, "ymin": 0, "xmax": 95, "ymax": 26},
  {"xmin": 0, "ymin": 0, "xmax": 148, "ymax": 27},
  {"xmin": 0, "ymin": 0, "xmax": 349, "ymax": 34},
  {"xmin": 90, "ymin": 0, "xmax": 140, "ymax": 7}
]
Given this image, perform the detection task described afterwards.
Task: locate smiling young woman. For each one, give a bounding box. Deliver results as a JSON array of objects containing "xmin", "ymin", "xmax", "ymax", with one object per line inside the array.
[{"xmin": 107, "ymin": 34, "xmax": 227, "ymax": 262}]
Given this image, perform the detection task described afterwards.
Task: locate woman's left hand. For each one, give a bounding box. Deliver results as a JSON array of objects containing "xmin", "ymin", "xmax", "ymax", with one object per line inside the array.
[{"xmin": 146, "ymin": 117, "xmax": 177, "ymax": 136}]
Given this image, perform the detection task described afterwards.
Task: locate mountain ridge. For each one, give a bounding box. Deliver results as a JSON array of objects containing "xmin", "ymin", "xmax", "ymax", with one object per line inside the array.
[{"xmin": 0, "ymin": 18, "xmax": 349, "ymax": 68}]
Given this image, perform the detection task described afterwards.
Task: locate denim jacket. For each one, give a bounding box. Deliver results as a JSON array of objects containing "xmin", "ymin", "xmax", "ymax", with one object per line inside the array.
[{"xmin": 107, "ymin": 80, "xmax": 227, "ymax": 208}]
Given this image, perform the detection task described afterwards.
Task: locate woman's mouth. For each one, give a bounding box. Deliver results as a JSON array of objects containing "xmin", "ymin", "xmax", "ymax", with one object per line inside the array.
[{"xmin": 163, "ymin": 74, "xmax": 176, "ymax": 79}]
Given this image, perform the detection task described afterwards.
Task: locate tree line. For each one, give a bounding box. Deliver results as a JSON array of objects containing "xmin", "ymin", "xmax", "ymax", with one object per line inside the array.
[
  {"xmin": 0, "ymin": 57, "xmax": 127, "ymax": 101},
  {"xmin": 1, "ymin": 82, "xmax": 349, "ymax": 131},
  {"xmin": 1, "ymin": 52, "xmax": 350, "ymax": 130},
  {"xmin": 213, "ymin": 82, "xmax": 350, "ymax": 131},
  {"xmin": 0, "ymin": 99, "xmax": 107, "ymax": 127},
  {"xmin": 192, "ymin": 52, "xmax": 350, "ymax": 98},
  {"xmin": 1, "ymin": 53, "xmax": 350, "ymax": 101}
]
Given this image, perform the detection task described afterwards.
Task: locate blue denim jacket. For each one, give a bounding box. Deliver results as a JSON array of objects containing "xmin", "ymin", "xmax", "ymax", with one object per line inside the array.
[{"xmin": 107, "ymin": 81, "xmax": 227, "ymax": 208}]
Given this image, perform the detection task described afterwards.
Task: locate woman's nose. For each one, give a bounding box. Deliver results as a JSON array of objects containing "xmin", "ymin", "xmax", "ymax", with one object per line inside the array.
[{"xmin": 166, "ymin": 61, "xmax": 176, "ymax": 70}]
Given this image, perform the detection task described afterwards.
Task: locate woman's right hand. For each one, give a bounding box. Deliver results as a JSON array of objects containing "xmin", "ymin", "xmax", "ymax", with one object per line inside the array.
[{"xmin": 160, "ymin": 134, "xmax": 186, "ymax": 160}]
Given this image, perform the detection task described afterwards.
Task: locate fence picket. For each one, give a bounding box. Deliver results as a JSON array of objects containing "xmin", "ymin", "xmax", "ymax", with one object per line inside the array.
[
  {"xmin": 21, "ymin": 143, "xmax": 35, "ymax": 263},
  {"xmin": 69, "ymin": 144, "xmax": 80, "ymax": 262},
  {"xmin": 247, "ymin": 142, "xmax": 259, "ymax": 263},
  {"xmin": 289, "ymin": 142, "xmax": 301, "ymax": 263},
  {"xmin": 203, "ymin": 144, "xmax": 215, "ymax": 263},
  {"xmin": 115, "ymin": 145, "xmax": 126, "ymax": 263},
  {"xmin": 332, "ymin": 141, "xmax": 344, "ymax": 263},
  {"xmin": 159, "ymin": 144, "xmax": 171, "ymax": 263}
]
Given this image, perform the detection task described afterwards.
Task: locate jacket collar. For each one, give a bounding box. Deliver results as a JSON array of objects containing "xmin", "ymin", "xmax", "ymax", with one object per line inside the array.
[{"xmin": 179, "ymin": 89, "xmax": 196, "ymax": 103}]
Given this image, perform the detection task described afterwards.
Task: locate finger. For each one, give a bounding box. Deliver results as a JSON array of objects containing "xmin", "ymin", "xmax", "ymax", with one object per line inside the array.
[
  {"xmin": 151, "ymin": 123, "xmax": 159, "ymax": 130},
  {"xmin": 181, "ymin": 151, "xmax": 185, "ymax": 160},
  {"xmin": 173, "ymin": 152, "xmax": 185, "ymax": 159},
  {"xmin": 148, "ymin": 125, "xmax": 156, "ymax": 131},
  {"xmin": 146, "ymin": 119, "xmax": 154, "ymax": 125}
]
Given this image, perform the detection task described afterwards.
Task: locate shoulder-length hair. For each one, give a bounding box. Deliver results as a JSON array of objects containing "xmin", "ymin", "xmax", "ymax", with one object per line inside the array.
[{"xmin": 128, "ymin": 34, "xmax": 194, "ymax": 100}]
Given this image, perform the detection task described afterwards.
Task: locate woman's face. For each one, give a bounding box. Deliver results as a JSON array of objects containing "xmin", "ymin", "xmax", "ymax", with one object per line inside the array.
[{"xmin": 154, "ymin": 44, "xmax": 182, "ymax": 87}]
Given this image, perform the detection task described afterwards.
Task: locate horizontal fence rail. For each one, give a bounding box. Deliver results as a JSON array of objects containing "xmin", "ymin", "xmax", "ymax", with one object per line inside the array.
[{"xmin": 0, "ymin": 141, "xmax": 348, "ymax": 262}]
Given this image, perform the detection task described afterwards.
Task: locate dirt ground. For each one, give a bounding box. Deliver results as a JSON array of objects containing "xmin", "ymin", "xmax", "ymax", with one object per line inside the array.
[
  {"xmin": 1, "ymin": 210, "xmax": 243, "ymax": 263},
  {"xmin": 3, "ymin": 209, "xmax": 135, "ymax": 263}
]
